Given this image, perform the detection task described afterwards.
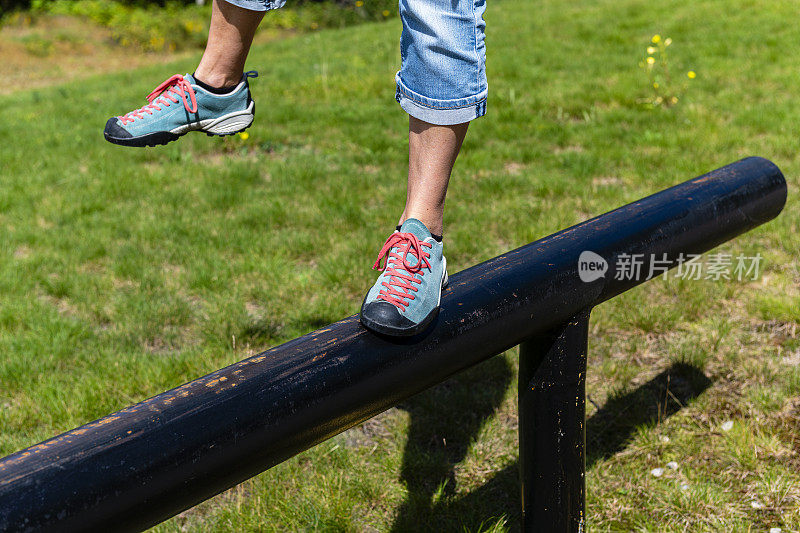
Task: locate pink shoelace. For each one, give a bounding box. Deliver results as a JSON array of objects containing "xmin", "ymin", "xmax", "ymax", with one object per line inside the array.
[
  {"xmin": 119, "ymin": 75, "xmax": 198, "ymax": 125},
  {"xmin": 372, "ymin": 232, "xmax": 432, "ymax": 310}
]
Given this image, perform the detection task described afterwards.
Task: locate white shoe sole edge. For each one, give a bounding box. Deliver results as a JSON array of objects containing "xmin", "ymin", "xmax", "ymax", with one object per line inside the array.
[
  {"xmin": 170, "ymin": 101, "xmax": 255, "ymax": 136},
  {"xmin": 438, "ymin": 256, "xmax": 448, "ymax": 307}
]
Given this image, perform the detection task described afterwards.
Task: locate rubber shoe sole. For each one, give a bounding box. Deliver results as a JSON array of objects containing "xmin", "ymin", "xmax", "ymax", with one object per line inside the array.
[
  {"xmin": 104, "ymin": 101, "xmax": 255, "ymax": 148},
  {"xmin": 360, "ymin": 268, "xmax": 449, "ymax": 337}
]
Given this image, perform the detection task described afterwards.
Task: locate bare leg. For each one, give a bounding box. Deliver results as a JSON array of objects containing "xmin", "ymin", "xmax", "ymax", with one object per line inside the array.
[
  {"xmin": 194, "ymin": 0, "xmax": 265, "ymax": 88},
  {"xmin": 399, "ymin": 116, "xmax": 470, "ymax": 236}
]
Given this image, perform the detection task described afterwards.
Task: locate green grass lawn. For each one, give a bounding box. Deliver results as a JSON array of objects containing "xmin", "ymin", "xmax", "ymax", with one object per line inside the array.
[{"xmin": 1, "ymin": 0, "xmax": 799, "ymax": 530}]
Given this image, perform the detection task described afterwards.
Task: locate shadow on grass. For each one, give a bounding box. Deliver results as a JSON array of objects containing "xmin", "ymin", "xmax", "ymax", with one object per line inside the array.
[
  {"xmin": 390, "ymin": 361, "xmax": 712, "ymax": 532},
  {"xmin": 390, "ymin": 355, "xmax": 514, "ymax": 532}
]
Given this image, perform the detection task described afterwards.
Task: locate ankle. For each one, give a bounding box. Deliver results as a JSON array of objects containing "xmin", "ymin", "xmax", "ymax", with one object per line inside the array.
[
  {"xmin": 399, "ymin": 213, "xmax": 444, "ymax": 237},
  {"xmin": 193, "ymin": 69, "xmax": 242, "ymax": 90}
]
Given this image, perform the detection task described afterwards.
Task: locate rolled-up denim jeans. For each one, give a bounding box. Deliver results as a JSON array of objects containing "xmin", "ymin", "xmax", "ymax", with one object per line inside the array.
[
  {"xmin": 222, "ymin": 0, "xmax": 286, "ymax": 11},
  {"xmin": 222, "ymin": 0, "xmax": 487, "ymax": 125}
]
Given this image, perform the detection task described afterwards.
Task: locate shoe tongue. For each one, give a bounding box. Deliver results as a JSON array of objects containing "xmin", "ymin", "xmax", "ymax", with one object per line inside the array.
[
  {"xmin": 388, "ymin": 218, "xmax": 431, "ymax": 272},
  {"xmin": 399, "ymin": 218, "xmax": 432, "ymax": 241}
]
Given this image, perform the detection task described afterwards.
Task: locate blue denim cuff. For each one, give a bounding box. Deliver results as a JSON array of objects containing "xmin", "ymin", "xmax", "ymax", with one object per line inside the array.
[
  {"xmin": 221, "ymin": 0, "xmax": 285, "ymax": 12},
  {"xmin": 395, "ymin": 74, "xmax": 487, "ymax": 126}
]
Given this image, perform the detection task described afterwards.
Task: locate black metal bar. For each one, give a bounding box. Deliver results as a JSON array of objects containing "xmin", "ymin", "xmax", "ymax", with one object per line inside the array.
[
  {"xmin": 519, "ymin": 309, "xmax": 590, "ymax": 533},
  {"xmin": 0, "ymin": 157, "xmax": 787, "ymax": 532}
]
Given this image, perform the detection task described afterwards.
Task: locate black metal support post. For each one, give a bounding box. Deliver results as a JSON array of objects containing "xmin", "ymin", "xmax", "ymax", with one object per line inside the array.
[{"xmin": 519, "ymin": 309, "xmax": 591, "ymax": 533}]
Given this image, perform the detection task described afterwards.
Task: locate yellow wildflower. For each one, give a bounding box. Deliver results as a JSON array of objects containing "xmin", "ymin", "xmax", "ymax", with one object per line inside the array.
[
  {"xmin": 646, "ymin": 56, "xmax": 655, "ymax": 65},
  {"xmin": 664, "ymin": 37, "xmax": 672, "ymax": 46},
  {"xmin": 687, "ymin": 70, "xmax": 696, "ymax": 79},
  {"xmin": 651, "ymin": 34, "xmax": 661, "ymax": 44},
  {"xmin": 647, "ymin": 46, "xmax": 656, "ymax": 54},
  {"xmin": 671, "ymin": 96, "xmax": 678, "ymax": 104},
  {"xmin": 653, "ymin": 82, "xmax": 659, "ymax": 89},
  {"xmin": 238, "ymin": 132, "xmax": 250, "ymax": 140},
  {"xmin": 382, "ymin": 9, "xmax": 390, "ymax": 16},
  {"xmin": 355, "ymin": 0, "xmax": 364, "ymax": 6}
]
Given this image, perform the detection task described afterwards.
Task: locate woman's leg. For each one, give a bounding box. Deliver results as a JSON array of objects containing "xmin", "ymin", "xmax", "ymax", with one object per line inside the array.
[
  {"xmin": 399, "ymin": 117, "xmax": 469, "ymax": 236},
  {"xmin": 359, "ymin": 0, "xmax": 488, "ymax": 335},
  {"xmin": 104, "ymin": 0, "xmax": 281, "ymax": 147},
  {"xmin": 394, "ymin": 0, "xmax": 488, "ymax": 236},
  {"xmin": 194, "ymin": 0, "xmax": 268, "ymax": 88}
]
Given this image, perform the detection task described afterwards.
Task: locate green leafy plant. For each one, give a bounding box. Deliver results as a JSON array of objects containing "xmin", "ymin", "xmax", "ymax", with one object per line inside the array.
[
  {"xmin": 639, "ymin": 34, "xmax": 696, "ymax": 108},
  {"xmin": 18, "ymin": 33, "xmax": 53, "ymax": 56},
  {"xmin": 20, "ymin": 0, "xmax": 397, "ymax": 52},
  {"xmin": 26, "ymin": 0, "xmax": 209, "ymax": 51}
]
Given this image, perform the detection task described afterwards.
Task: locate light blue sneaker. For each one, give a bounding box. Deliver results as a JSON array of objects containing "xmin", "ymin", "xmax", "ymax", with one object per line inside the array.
[
  {"xmin": 104, "ymin": 72, "xmax": 257, "ymax": 147},
  {"xmin": 360, "ymin": 218, "xmax": 448, "ymax": 336}
]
